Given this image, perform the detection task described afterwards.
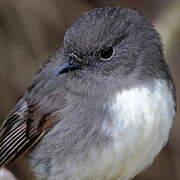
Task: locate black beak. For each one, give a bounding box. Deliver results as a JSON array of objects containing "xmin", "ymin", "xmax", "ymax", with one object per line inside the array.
[{"xmin": 57, "ymin": 61, "xmax": 82, "ymax": 75}]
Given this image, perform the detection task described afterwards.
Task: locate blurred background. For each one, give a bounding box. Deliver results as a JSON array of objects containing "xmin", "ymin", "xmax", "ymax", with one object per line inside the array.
[{"xmin": 0, "ymin": 0, "xmax": 179, "ymax": 179}]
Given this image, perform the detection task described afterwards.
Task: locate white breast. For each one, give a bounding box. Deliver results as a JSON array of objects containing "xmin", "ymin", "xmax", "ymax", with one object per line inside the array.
[
  {"xmin": 49, "ymin": 79, "xmax": 175, "ymax": 180},
  {"xmin": 100, "ymin": 79, "xmax": 175, "ymax": 179}
]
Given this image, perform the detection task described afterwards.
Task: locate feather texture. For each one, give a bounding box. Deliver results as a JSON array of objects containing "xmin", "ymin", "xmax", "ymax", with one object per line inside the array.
[
  {"xmin": 0, "ymin": 48, "xmax": 64, "ymax": 168},
  {"xmin": 0, "ymin": 99, "xmax": 51, "ymax": 167}
]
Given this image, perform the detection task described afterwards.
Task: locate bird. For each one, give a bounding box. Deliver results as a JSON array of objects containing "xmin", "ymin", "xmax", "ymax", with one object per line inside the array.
[{"xmin": 0, "ymin": 6, "xmax": 176, "ymax": 180}]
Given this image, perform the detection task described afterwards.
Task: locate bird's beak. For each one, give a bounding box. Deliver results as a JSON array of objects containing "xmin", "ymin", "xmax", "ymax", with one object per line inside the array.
[{"xmin": 58, "ymin": 61, "xmax": 82, "ymax": 75}]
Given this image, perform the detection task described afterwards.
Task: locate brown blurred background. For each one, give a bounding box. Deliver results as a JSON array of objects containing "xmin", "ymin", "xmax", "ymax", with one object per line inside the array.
[{"xmin": 0, "ymin": 0, "xmax": 179, "ymax": 179}]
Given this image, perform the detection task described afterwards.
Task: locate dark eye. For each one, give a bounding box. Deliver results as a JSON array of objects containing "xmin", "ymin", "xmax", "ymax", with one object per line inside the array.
[{"xmin": 98, "ymin": 47, "xmax": 114, "ymax": 61}]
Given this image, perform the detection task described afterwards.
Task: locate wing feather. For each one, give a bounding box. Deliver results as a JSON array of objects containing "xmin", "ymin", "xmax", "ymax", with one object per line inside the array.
[
  {"xmin": 0, "ymin": 101, "xmax": 43, "ymax": 167},
  {"xmin": 0, "ymin": 49, "xmax": 64, "ymax": 167}
]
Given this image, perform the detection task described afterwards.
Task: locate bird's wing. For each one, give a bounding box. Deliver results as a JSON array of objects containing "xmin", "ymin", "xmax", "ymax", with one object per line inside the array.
[
  {"xmin": 0, "ymin": 48, "xmax": 64, "ymax": 167},
  {"xmin": 0, "ymin": 97, "xmax": 57, "ymax": 167}
]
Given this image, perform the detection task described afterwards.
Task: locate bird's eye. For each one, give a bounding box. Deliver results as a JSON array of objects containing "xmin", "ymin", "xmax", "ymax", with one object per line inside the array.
[{"xmin": 98, "ymin": 47, "xmax": 114, "ymax": 61}]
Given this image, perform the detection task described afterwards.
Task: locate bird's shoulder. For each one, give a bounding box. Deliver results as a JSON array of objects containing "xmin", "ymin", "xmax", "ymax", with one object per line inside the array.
[{"xmin": 0, "ymin": 47, "xmax": 66, "ymax": 167}]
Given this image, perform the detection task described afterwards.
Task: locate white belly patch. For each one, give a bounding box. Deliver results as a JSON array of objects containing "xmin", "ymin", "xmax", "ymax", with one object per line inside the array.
[
  {"xmin": 49, "ymin": 79, "xmax": 175, "ymax": 180},
  {"xmin": 100, "ymin": 79, "xmax": 175, "ymax": 179}
]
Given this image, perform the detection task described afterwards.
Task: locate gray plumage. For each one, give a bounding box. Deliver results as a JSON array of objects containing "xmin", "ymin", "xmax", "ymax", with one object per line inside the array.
[{"xmin": 0, "ymin": 7, "xmax": 176, "ymax": 180}]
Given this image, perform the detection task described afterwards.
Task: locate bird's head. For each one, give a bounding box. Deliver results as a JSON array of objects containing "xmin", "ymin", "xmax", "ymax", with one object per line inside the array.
[{"xmin": 58, "ymin": 7, "xmax": 169, "ymax": 94}]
